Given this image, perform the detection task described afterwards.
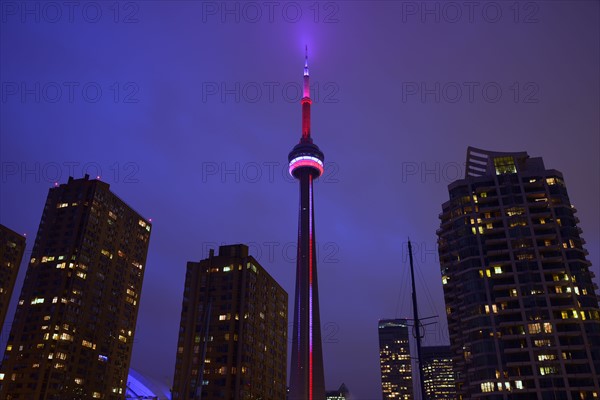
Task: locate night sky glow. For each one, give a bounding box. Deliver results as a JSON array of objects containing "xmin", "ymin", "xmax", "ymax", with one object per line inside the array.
[{"xmin": 1, "ymin": 2, "xmax": 599, "ymax": 399}]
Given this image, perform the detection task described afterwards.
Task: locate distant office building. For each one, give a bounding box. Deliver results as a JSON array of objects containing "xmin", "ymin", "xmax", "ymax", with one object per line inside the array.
[
  {"xmin": 438, "ymin": 147, "xmax": 600, "ymax": 399},
  {"xmin": 172, "ymin": 244, "xmax": 287, "ymax": 400},
  {"xmin": 0, "ymin": 224, "xmax": 26, "ymax": 331},
  {"xmin": 421, "ymin": 345, "xmax": 455, "ymax": 399},
  {"xmin": 378, "ymin": 319, "xmax": 412, "ymax": 399},
  {"xmin": 326, "ymin": 383, "xmax": 350, "ymax": 399},
  {"xmin": 0, "ymin": 175, "xmax": 152, "ymax": 399}
]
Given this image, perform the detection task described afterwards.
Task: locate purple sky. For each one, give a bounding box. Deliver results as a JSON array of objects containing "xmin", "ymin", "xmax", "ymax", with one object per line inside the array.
[{"xmin": 1, "ymin": 2, "xmax": 599, "ymax": 398}]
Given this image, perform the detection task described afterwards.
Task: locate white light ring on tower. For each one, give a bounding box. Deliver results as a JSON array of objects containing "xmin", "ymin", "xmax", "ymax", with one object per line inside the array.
[{"xmin": 289, "ymin": 156, "xmax": 324, "ymax": 176}]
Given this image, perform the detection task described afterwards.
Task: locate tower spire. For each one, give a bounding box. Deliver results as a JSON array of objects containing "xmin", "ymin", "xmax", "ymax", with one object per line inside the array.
[
  {"xmin": 304, "ymin": 45, "xmax": 309, "ymax": 77},
  {"xmin": 302, "ymin": 46, "xmax": 312, "ymax": 141}
]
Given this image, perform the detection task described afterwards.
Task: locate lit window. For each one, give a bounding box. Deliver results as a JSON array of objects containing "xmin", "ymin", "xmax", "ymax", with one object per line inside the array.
[
  {"xmin": 515, "ymin": 380, "xmax": 524, "ymax": 389},
  {"xmin": 507, "ymin": 207, "xmax": 524, "ymax": 216},
  {"xmin": 100, "ymin": 249, "xmax": 113, "ymax": 259},
  {"xmin": 60, "ymin": 333, "xmax": 73, "ymax": 341},
  {"xmin": 247, "ymin": 263, "xmax": 258, "ymax": 273},
  {"xmin": 528, "ymin": 323, "xmax": 541, "ymax": 334},
  {"xmin": 494, "ymin": 156, "xmax": 516, "ymax": 175},
  {"xmin": 481, "ymin": 381, "xmax": 494, "ymax": 392},
  {"xmin": 539, "ymin": 366, "xmax": 557, "ymax": 375}
]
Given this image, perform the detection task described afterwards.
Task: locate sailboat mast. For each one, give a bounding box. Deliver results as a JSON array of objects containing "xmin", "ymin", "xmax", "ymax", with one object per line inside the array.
[{"xmin": 409, "ymin": 240, "xmax": 427, "ymax": 400}]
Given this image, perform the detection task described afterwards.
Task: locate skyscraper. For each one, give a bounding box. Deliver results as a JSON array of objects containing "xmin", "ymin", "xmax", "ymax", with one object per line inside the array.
[
  {"xmin": 0, "ymin": 175, "xmax": 152, "ymax": 399},
  {"xmin": 0, "ymin": 224, "xmax": 26, "ymax": 332},
  {"xmin": 438, "ymin": 147, "xmax": 600, "ymax": 399},
  {"xmin": 288, "ymin": 49, "xmax": 326, "ymax": 400},
  {"xmin": 171, "ymin": 244, "xmax": 288, "ymax": 400},
  {"xmin": 421, "ymin": 345, "xmax": 456, "ymax": 400},
  {"xmin": 378, "ymin": 319, "xmax": 412, "ymax": 400}
]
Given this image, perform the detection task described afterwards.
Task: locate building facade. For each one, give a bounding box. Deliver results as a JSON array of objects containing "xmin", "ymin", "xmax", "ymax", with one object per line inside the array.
[
  {"xmin": 378, "ymin": 319, "xmax": 412, "ymax": 399},
  {"xmin": 0, "ymin": 175, "xmax": 152, "ymax": 399},
  {"xmin": 325, "ymin": 383, "xmax": 350, "ymax": 400},
  {"xmin": 288, "ymin": 49, "xmax": 327, "ymax": 400},
  {"xmin": 0, "ymin": 224, "xmax": 26, "ymax": 333},
  {"xmin": 438, "ymin": 147, "xmax": 600, "ymax": 399},
  {"xmin": 171, "ymin": 244, "xmax": 287, "ymax": 400},
  {"xmin": 421, "ymin": 345, "xmax": 456, "ymax": 399}
]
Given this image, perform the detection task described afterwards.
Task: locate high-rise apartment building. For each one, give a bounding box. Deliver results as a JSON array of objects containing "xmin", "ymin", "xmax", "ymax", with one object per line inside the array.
[
  {"xmin": 421, "ymin": 345, "xmax": 456, "ymax": 399},
  {"xmin": 438, "ymin": 147, "xmax": 600, "ymax": 399},
  {"xmin": 0, "ymin": 175, "xmax": 152, "ymax": 399},
  {"xmin": 0, "ymin": 224, "xmax": 26, "ymax": 331},
  {"xmin": 378, "ymin": 319, "xmax": 413, "ymax": 399},
  {"xmin": 171, "ymin": 244, "xmax": 287, "ymax": 400}
]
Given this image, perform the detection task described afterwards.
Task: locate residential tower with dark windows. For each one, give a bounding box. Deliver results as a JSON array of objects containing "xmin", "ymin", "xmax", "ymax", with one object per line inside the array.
[
  {"xmin": 171, "ymin": 244, "xmax": 287, "ymax": 400},
  {"xmin": 0, "ymin": 175, "xmax": 152, "ymax": 399},
  {"xmin": 0, "ymin": 224, "xmax": 26, "ymax": 333},
  {"xmin": 437, "ymin": 147, "xmax": 600, "ymax": 399}
]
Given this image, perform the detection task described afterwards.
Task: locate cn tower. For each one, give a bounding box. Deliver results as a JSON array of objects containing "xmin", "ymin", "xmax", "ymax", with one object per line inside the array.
[{"xmin": 288, "ymin": 48, "xmax": 326, "ymax": 400}]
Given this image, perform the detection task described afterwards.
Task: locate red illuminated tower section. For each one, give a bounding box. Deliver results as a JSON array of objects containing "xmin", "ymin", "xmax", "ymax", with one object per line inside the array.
[{"xmin": 288, "ymin": 48, "xmax": 326, "ymax": 400}]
